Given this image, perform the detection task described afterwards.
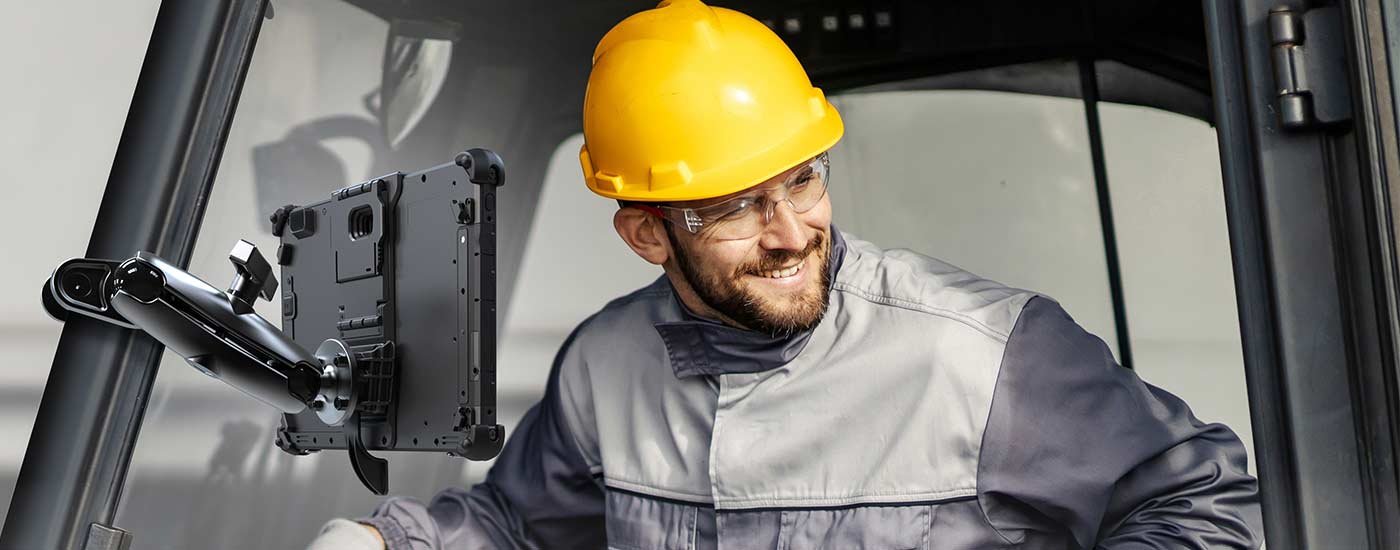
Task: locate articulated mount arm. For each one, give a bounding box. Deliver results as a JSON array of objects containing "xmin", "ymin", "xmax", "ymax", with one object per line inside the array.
[{"xmin": 42, "ymin": 240, "xmax": 390, "ymax": 494}]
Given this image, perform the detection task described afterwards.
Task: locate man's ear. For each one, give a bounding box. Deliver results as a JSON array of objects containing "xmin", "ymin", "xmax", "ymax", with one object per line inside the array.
[{"xmin": 614, "ymin": 207, "xmax": 671, "ymax": 265}]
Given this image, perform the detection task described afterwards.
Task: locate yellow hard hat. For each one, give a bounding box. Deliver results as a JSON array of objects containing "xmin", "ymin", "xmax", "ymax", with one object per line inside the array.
[{"xmin": 579, "ymin": 0, "xmax": 844, "ymax": 202}]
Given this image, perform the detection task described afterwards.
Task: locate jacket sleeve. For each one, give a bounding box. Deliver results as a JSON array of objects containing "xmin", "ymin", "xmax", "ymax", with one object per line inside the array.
[
  {"xmin": 977, "ymin": 296, "xmax": 1263, "ymax": 549},
  {"xmin": 358, "ymin": 328, "xmax": 606, "ymax": 550}
]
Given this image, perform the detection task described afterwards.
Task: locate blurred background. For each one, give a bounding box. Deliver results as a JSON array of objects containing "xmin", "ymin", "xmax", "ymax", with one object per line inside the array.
[{"xmin": 1, "ymin": 1, "xmax": 1251, "ymax": 547}]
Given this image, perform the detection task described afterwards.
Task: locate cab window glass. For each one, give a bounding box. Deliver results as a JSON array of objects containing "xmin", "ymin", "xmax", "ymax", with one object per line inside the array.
[
  {"xmin": 824, "ymin": 86, "xmax": 1254, "ymax": 470},
  {"xmin": 109, "ymin": 2, "xmax": 616, "ymax": 546},
  {"xmin": 1385, "ymin": 1, "xmax": 1400, "ymax": 133},
  {"xmin": 11, "ymin": 0, "xmax": 1259, "ymax": 542},
  {"xmin": 112, "ymin": 3, "xmax": 443, "ymax": 546},
  {"xmin": 826, "ymin": 89, "xmax": 1121, "ymax": 356},
  {"xmin": 0, "ymin": 1, "xmax": 161, "ymax": 528},
  {"xmin": 1099, "ymin": 101, "xmax": 1254, "ymax": 470},
  {"xmin": 500, "ymin": 133, "xmax": 657, "ymax": 408}
]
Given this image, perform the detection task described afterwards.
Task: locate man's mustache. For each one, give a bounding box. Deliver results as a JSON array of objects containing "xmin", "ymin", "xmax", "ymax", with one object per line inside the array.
[{"xmin": 737, "ymin": 231, "xmax": 826, "ymax": 276}]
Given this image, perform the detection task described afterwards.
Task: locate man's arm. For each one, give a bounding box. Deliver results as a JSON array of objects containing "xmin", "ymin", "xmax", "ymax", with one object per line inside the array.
[
  {"xmin": 350, "ymin": 328, "xmax": 606, "ymax": 550},
  {"xmin": 977, "ymin": 296, "xmax": 1263, "ymax": 549}
]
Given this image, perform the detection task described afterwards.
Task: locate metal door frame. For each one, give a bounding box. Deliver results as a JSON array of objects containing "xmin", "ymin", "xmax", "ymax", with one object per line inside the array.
[
  {"xmin": 0, "ymin": 1, "xmax": 268, "ymax": 549},
  {"xmin": 1203, "ymin": 0, "xmax": 1400, "ymax": 547}
]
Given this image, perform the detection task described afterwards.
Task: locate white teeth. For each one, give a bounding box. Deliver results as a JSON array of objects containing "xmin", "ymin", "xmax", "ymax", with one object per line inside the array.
[{"xmin": 759, "ymin": 262, "xmax": 803, "ymax": 279}]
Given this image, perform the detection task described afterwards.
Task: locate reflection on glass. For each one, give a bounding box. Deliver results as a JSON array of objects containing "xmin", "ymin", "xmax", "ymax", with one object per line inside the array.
[
  {"xmin": 0, "ymin": 0, "xmax": 163, "ymax": 530},
  {"xmin": 383, "ymin": 37, "xmax": 454, "ymax": 149},
  {"xmin": 109, "ymin": 0, "xmax": 635, "ymax": 545},
  {"xmin": 113, "ymin": 3, "xmax": 460, "ymax": 547}
]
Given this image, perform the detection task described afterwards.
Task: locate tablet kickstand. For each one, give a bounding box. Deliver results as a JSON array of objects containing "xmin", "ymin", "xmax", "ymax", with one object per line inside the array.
[{"xmin": 346, "ymin": 412, "xmax": 388, "ymax": 495}]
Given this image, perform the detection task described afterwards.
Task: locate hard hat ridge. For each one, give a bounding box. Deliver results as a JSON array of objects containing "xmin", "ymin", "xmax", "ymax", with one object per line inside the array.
[
  {"xmin": 580, "ymin": 0, "xmax": 845, "ymax": 203},
  {"xmin": 592, "ymin": 0, "xmax": 723, "ymax": 65}
]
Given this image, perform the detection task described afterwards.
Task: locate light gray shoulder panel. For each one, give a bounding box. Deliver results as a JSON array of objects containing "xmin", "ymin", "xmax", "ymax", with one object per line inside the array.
[
  {"xmin": 832, "ymin": 234, "xmax": 1036, "ymax": 342},
  {"xmin": 565, "ymin": 237, "xmax": 1038, "ymax": 510},
  {"xmin": 706, "ymin": 236, "xmax": 1037, "ymax": 508},
  {"xmin": 558, "ymin": 277, "xmax": 721, "ymax": 502}
]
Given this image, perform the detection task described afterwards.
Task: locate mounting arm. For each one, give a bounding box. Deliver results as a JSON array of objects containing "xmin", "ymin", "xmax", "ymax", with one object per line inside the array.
[{"xmin": 42, "ymin": 240, "xmax": 390, "ymax": 494}]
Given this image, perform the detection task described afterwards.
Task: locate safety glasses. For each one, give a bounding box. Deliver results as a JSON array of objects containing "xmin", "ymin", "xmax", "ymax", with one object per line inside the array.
[{"xmin": 635, "ymin": 152, "xmax": 830, "ymax": 241}]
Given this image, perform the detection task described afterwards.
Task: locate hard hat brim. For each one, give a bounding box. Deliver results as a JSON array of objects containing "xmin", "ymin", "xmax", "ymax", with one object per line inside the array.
[{"xmin": 582, "ymin": 98, "xmax": 844, "ymax": 203}]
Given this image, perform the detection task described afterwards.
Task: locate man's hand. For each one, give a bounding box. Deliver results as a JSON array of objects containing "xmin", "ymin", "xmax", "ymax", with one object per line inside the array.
[
  {"xmin": 362, "ymin": 522, "xmax": 387, "ymax": 547},
  {"xmin": 306, "ymin": 518, "xmax": 386, "ymax": 550}
]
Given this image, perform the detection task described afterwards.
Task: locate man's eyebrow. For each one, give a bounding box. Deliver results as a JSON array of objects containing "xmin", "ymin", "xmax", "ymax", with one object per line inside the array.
[
  {"xmin": 690, "ymin": 185, "xmax": 771, "ymax": 208},
  {"xmin": 675, "ymin": 158, "xmax": 814, "ymax": 208}
]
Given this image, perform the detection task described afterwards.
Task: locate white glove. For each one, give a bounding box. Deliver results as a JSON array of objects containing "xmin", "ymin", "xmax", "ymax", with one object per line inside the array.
[{"xmin": 306, "ymin": 518, "xmax": 385, "ymax": 550}]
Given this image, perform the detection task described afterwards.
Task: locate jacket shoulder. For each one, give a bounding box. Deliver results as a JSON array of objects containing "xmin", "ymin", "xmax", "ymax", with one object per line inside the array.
[
  {"xmin": 573, "ymin": 275, "xmax": 673, "ymax": 337},
  {"xmin": 556, "ymin": 275, "xmax": 677, "ymax": 369},
  {"xmin": 833, "ymin": 233, "xmax": 1038, "ymax": 342}
]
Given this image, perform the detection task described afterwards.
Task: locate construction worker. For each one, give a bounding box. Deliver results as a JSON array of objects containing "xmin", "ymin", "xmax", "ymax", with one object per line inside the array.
[{"xmin": 310, "ymin": 1, "xmax": 1261, "ymax": 548}]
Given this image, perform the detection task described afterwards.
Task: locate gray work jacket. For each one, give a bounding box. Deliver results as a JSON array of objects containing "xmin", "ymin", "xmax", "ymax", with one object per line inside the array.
[{"xmin": 361, "ymin": 229, "xmax": 1262, "ymax": 549}]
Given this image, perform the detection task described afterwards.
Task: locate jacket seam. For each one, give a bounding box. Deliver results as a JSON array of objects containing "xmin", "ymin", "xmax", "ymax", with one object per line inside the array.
[
  {"xmin": 831, "ymin": 282, "xmax": 1014, "ymax": 343},
  {"xmin": 550, "ymin": 323, "xmax": 608, "ymax": 482},
  {"xmin": 715, "ymin": 494, "xmax": 977, "ymax": 513},
  {"xmin": 687, "ymin": 505, "xmax": 698, "ymax": 549},
  {"xmin": 921, "ymin": 503, "xmax": 933, "ymax": 549},
  {"xmin": 559, "ymin": 389, "xmax": 604, "ymax": 475},
  {"xmin": 602, "ymin": 479, "xmax": 979, "ymax": 507},
  {"xmin": 592, "ymin": 283, "xmax": 672, "ymax": 321},
  {"xmin": 713, "ymin": 487, "xmax": 978, "ymax": 510},
  {"xmin": 606, "ymin": 288, "xmax": 671, "ymax": 311},
  {"xmin": 975, "ymin": 296, "xmax": 1035, "ymax": 546},
  {"xmin": 606, "ymin": 476, "xmax": 717, "ymax": 503}
]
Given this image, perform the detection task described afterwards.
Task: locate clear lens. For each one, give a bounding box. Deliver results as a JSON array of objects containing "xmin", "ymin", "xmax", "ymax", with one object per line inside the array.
[{"xmin": 689, "ymin": 153, "xmax": 829, "ymax": 240}]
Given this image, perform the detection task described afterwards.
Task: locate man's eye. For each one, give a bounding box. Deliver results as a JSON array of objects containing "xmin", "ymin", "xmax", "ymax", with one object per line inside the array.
[
  {"xmin": 713, "ymin": 200, "xmax": 756, "ymax": 221},
  {"xmin": 791, "ymin": 170, "xmax": 816, "ymax": 188}
]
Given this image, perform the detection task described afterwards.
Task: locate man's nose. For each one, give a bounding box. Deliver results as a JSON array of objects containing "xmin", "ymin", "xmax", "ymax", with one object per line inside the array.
[{"xmin": 758, "ymin": 199, "xmax": 808, "ymax": 252}]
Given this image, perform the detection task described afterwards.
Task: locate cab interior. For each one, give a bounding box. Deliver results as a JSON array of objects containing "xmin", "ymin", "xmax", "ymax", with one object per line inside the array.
[{"xmin": 6, "ymin": 0, "xmax": 1397, "ymax": 548}]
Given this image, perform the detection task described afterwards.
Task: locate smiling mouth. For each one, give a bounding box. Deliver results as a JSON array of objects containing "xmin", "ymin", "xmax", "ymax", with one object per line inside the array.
[{"xmin": 752, "ymin": 259, "xmax": 804, "ymax": 279}]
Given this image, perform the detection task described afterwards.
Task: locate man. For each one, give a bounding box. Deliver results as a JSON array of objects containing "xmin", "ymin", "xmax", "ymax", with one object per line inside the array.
[{"xmin": 312, "ymin": 1, "xmax": 1262, "ymax": 548}]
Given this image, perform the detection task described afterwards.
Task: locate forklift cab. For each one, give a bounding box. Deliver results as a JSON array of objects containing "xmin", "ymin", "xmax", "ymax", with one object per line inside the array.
[{"xmin": 4, "ymin": 0, "xmax": 1400, "ymax": 548}]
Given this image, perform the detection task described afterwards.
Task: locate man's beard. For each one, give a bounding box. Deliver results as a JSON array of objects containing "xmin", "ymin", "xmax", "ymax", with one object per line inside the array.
[{"xmin": 668, "ymin": 228, "xmax": 833, "ymax": 337}]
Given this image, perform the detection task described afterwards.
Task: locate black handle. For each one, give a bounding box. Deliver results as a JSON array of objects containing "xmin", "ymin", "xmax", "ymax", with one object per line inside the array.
[{"xmin": 227, "ymin": 239, "xmax": 278, "ymax": 315}]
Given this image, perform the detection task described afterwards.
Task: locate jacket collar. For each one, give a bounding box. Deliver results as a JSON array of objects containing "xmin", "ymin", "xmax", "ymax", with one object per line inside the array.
[{"xmin": 654, "ymin": 226, "xmax": 847, "ymax": 379}]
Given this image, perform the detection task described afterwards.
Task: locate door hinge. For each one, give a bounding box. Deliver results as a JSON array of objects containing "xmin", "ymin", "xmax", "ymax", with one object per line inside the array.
[
  {"xmin": 1268, "ymin": 5, "xmax": 1352, "ymax": 129},
  {"xmin": 83, "ymin": 523, "xmax": 132, "ymax": 550}
]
